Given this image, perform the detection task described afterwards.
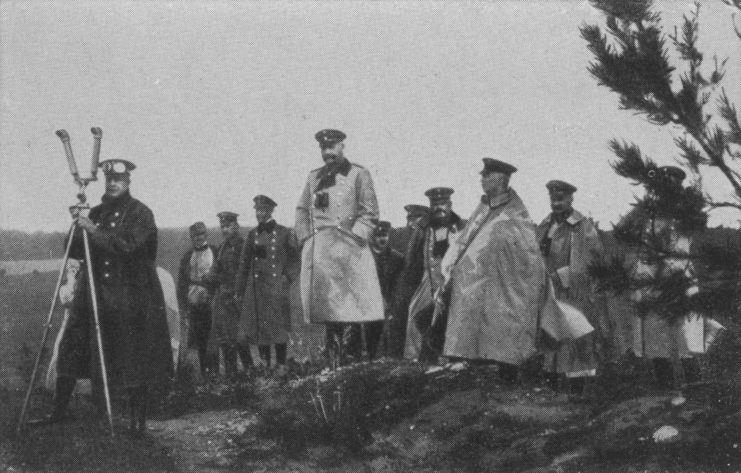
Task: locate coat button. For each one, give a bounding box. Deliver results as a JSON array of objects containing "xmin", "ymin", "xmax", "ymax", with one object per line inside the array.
[
  {"xmin": 110, "ymin": 222, "xmax": 116, "ymax": 227},
  {"xmin": 255, "ymin": 274, "xmax": 259, "ymax": 278},
  {"xmin": 114, "ymin": 212, "xmax": 120, "ymax": 217},
  {"xmin": 104, "ymin": 261, "xmax": 110, "ymax": 266},
  {"xmin": 104, "ymin": 273, "xmax": 110, "ymax": 278},
  {"xmin": 272, "ymin": 273, "xmax": 277, "ymax": 277}
]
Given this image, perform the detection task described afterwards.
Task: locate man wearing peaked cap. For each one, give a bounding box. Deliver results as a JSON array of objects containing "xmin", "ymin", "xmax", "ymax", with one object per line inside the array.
[
  {"xmin": 203, "ymin": 211, "xmax": 253, "ymax": 377},
  {"xmin": 98, "ymin": 159, "xmax": 136, "ymax": 175},
  {"xmin": 658, "ymin": 165, "xmax": 686, "ymax": 182},
  {"xmin": 545, "ymin": 180, "xmax": 578, "ymax": 195},
  {"xmin": 439, "ymin": 157, "xmax": 571, "ymax": 383},
  {"xmin": 398, "ymin": 186, "xmax": 465, "ymax": 362},
  {"xmin": 537, "ymin": 179, "xmax": 608, "ymax": 394},
  {"xmin": 253, "ymin": 195, "xmax": 278, "ymax": 209},
  {"xmin": 177, "ymin": 222, "xmax": 218, "ymax": 376},
  {"xmin": 314, "ymin": 129, "xmax": 347, "ymax": 148},
  {"xmin": 44, "ymin": 157, "xmax": 173, "ymax": 433},
  {"xmin": 296, "ymin": 128, "xmax": 383, "ymax": 364},
  {"xmin": 480, "ymin": 158, "xmax": 518, "ymax": 176},
  {"xmin": 217, "ymin": 211, "xmax": 239, "ymax": 223},
  {"xmin": 235, "ymin": 196, "xmax": 299, "ymax": 370}
]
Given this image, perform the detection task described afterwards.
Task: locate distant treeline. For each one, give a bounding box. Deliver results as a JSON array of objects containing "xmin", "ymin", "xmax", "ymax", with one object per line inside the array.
[{"xmin": 3, "ymin": 225, "xmax": 740, "ymax": 288}]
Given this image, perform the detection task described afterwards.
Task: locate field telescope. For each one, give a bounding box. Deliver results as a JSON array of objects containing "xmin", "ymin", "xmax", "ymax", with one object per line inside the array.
[
  {"xmin": 17, "ymin": 127, "xmax": 114, "ymax": 438},
  {"xmin": 56, "ymin": 128, "xmax": 103, "ymax": 188}
]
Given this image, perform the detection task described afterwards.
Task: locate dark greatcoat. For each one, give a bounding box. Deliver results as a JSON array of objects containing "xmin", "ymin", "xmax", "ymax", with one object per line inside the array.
[
  {"xmin": 57, "ymin": 192, "xmax": 174, "ymax": 390},
  {"xmin": 235, "ymin": 220, "xmax": 299, "ymax": 345},
  {"xmin": 388, "ymin": 213, "xmax": 465, "ymax": 358},
  {"xmin": 204, "ymin": 236, "xmax": 244, "ymax": 355}
]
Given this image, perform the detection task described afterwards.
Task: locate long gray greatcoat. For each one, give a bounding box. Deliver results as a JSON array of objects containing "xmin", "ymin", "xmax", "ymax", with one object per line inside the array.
[
  {"xmin": 295, "ymin": 159, "xmax": 384, "ymax": 323},
  {"xmin": 235, "ymin": 221, "xmax": 299, "ymax": 345},
  {"xmin": 536, "ymin": 210, "xmax": 610, "ymax": 376},
  {"xmin": 57, "ymin": 193, "xmax": 173, "ymax": 390}
]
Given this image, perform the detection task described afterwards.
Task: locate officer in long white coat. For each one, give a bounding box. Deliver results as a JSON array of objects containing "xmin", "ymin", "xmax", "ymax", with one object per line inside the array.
[{"xmin": 295, "ymin": 129, "xmax": 384, "ymax": 362}]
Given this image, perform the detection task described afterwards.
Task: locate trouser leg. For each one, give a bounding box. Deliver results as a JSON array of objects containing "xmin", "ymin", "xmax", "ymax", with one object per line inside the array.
[
  {"xmin": 238, "ymin": 345, "xmax": 253, "ymax": 370},
  {"xmin": 53, "ymin": 375, "xmax": 76, "ymax": 415},
  {"xmin": 259, "ymin": 345, "xmax": 271, "ymax": 366},
  {"xmin": 275, "ymin": 344, "xmax": 287, "ymax": 365},
  {"xmin": 653, "ymin": 358, "xmax": 674, "ymax": 389},
  {"xmin": 682, "ymin": 357, "xmax": 701, "ymax": 384},
  {"xmin": 325, "ymin": 323, "xmax": 345, "ymax": 364},
  {"xmin": 345, "ymin": 324, "xmax": 363, "ymax": 360},
  {"xmin": 223, "ymin": 344, "xmax": 238, "ymax": 376},
  {"xmin": 365, "ymin": 322, "xmax": 384, "ymax": 360},
  {"xmin": 498, "ymin": 362, "xmax": 519, "ymax": 384}
]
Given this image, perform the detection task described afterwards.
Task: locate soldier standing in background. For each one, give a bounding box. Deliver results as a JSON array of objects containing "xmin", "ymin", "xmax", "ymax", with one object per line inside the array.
[
  {"xmin": 537, "ymin": 180, "xmax": 608, "ymax": 395},
  {"xmin": 236, "ymin": 195, "xmax": 299, "ymax": 369},
  {"xmin": 177, "ymin": 222, "xmax": 217, "ymax": 375},
  {"xmin": 204, "ymin": 212, "xmax": 252, "ymax": 377},
  {"xmin": 402, "ymin": 187, "xmax": 465, "ymax": 364}
]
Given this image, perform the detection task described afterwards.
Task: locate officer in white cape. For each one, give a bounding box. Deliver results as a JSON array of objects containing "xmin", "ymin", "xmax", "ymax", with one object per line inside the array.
[{"xmin": 437, "ymin": 158, "xmax": 593, "ymax": 382}]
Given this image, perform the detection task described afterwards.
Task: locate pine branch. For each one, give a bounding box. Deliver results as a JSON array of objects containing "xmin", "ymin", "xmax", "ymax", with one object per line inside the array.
[
  {"xmin": 674, "ymin": 135, "xmax": 709, "ymax": 172},
  {"xmin": 707, "ymin": 200, "xmax": 741, "ymax": 211},
  {"xmin": 719, "ymin": 90, "xmax": 741, "ymax": 147}
]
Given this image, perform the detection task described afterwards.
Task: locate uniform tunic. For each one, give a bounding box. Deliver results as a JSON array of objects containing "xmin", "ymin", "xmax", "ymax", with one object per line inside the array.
[
  {"xmin": 206, "ymin": 236, "xmax": 244, "ymax": 354},
  {"xmin": 236, "ymin": 220, "xmax": 299, "ymax": 345},
  {"xmin": 536, "ymin": 210, "xmax": 609, "ymax": 376},
  {"xmin": 295, "ymin": 159, "xmax": 384, "ymax": 323},
  {"xmin": 57, "ymin": 192, "xmax": 173, "ymax": 390},
  {"xmin": 401, "ymin": 215, "xmax": 465, "ymax": 359}
]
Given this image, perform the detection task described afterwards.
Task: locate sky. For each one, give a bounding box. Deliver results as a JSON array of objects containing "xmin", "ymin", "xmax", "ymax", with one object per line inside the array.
[{"xmin": 1, "ymin": 0, "xmax": 740, "ymax": 234}]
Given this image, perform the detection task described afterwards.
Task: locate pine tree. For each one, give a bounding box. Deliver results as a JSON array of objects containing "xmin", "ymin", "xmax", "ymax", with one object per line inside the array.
[{"xmin": 581, "ymin": 0, "xmax": 741, "ymax": 321}]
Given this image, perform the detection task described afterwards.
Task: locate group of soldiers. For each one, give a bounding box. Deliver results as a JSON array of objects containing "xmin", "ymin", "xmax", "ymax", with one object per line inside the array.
[{"xmin": 35, "ymin": 128, "xmax": 714, "ymax": 434}]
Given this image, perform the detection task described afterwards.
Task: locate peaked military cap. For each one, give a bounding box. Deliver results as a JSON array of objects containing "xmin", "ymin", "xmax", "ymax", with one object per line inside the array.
[
  {"xmin": 253, "ymin": 195, "xmax": 278, "ymax": 208},
  {"xmin": 424, "ymin": 187, "xmax": 454, "ymax": 204},
  {"xmin": 658, "ymin": 166, "xmax": 686, "ymax": 182},
  {"xmin": 404, "ymin": 204, "xmax": 431, "ymax": 218},
  {"xmin": 189, "ymin": 221, "xmax": 207, "ymax": 234},
  {"xmin": 546, "ymin": 180, "xmax": 577, "ymax": 194},
  {"xmin": 99, "ymin": 159, "xmax": 136, "ymax": 176},
  {"xmin": 315, "ymin": 129, "xmax": 346, "ymax": 148},
  {"xmin": 481, "ymin": 158, "xmax": 517, "ymax": 176},
  {"xmin": 375, "ymin": 220, "xmax": 392, "ymax": 235},
  {"xmin": 217, "ymin": 211, "xmax": 239, "ymax": 223}
]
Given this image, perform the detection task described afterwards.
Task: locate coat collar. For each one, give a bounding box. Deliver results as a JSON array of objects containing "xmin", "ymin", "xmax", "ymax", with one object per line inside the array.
[
  {"xmin": 546, "ymin": 209, "xmax": 585, "ymax": 226},
  {"xmin": 257, "ymin": 219, "xmax": 276, "ymax": 234},
  {"xmin": 481, "ymin": 188, "xmax": 512, "ymax": 209}
]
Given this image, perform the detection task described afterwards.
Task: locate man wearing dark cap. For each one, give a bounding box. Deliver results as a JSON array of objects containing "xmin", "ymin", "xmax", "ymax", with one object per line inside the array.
[
  {"xmin": 389, "ymin": 204, "xmax": 431, "ymax": 254},
  {"xmin": 295, "ymin": 129, "xmax": 384, "ymax": 363},
  {"xmin": 616, "ymin": 166, "xmax": 709, "ymax": 389},
  {"xmin": 41, "ymin": 159, "xmax": 173, "ymax": 433},
  {"xmin": 177, "ymin": 222, "xmax": 217, "ymax": 375},
  {"xmin": 536, "ymin": 180, "xmax": 608, "ymax": 394},
  {"xmin": 203, "ymin": 212, "xmax": 252, "ymax": 377},
  {"xmin": 346, "ymin": 221, "xmax": 405, "ymax": 360},
  {"xmin": 235, "ymin": 196, "xmax": 299, "ymax": 369},
  {"xmin": 440, "ymin": 158, "xmax": 564, "ymax": 383},
  {"xmin": 398, "ymin": 187, "xmax": 465, "ymax": 363}
]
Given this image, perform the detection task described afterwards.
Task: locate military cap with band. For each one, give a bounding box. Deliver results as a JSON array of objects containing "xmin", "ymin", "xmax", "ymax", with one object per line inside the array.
[
  {"xmin": 315, "ymin": 129, "xmax": 347, "ymax": 148},
  {"xmin": 546, "ymin": 180, "xmax": 577, "ymax": 194},
  {"xmin": 375, "ymin": 220, "xmax": 392, "ymax": 235},
  {"xmin": 658, "ymin": 166, "xmax": 686, "ymax": 182},
  {"xmin": 404, "ymin": 204, "xmax": 431, "ymax": 218},
  {"xmin": 253, "ymin": 195, "xmax": 278, "ymax": 208},
  {"xmin": 189, "ymin": 221, "xmax": 207, "ymax": 234},
  {"xmin": 99, "ymin": 159, "xmax": 136, "ymax": 176},
  {"xmin": 217, "ymin": 211, "xmax": 239, "ymax": 223},
  {"xmin": 424, "ymin": 187, "xmax": 455, "ymax": 204},
  {"xmin": 481, "ymin": 158, "xmax": 517, "ymax": 176}
]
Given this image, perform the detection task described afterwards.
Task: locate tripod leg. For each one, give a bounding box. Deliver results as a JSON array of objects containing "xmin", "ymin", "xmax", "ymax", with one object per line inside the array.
[
  {"xmin": 82, "ymin": 229, "xmax": 114, "ymax": 436},
  {"xmin": 17, "ymin": 223, "xmax": 76, "ymax": 436}
]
